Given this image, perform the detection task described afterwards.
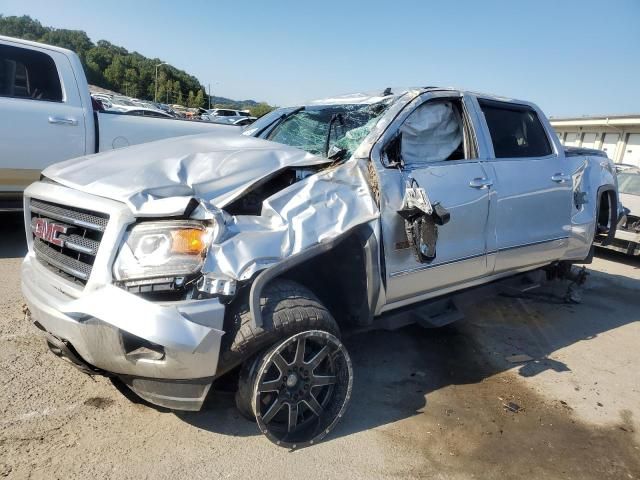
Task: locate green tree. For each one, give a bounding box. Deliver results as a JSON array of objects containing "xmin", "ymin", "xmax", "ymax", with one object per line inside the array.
[
  {"xmin": 0, "ymin": 15, "xmax": 47, "ymax": 40},
  {"xmin": 40, "ymin": 29, "xmax": 92, "ymax": 62},
  {"xmin": 103, "ymin": 55, "xmax": 126, "ymax": 91},
  {"xmin": 155, "ymin": 71, "xmax": 168, "ymax": 103},
  {"xmin": 187, "ymin": 90, "xmax": 196, "ymax": 108},
  {"xmin": 124, "ymin": 68, "xmax": 139, "ymax": 97},
  {"xmin": 162, "ymin": 79, "xmax": 172, "ymax": 103},
  {"xmin": 84, "ymin": 46, "xmax": 112, "ymax": 85},
  {"xmin": 0, "ymin": 15, "xmax": 240, "ymax": 105},
  {"xmin": 194, "ymin": 90, "xmax": 205, "ymax": 108},
  {"xmin": 250, "ymin": 102, "xmax": 276, "ymax": 118}
]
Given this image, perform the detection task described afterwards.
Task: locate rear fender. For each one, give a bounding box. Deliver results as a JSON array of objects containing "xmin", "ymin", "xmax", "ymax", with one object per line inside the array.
[{"xmin": 596, "ymin": 185, "xmax": 618, "ymax": 246}]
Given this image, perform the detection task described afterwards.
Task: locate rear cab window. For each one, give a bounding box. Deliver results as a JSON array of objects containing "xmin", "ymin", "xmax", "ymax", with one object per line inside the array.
[
  {"xmin": 0, "ymin": 44, "xmax": 62, "ymax": 102},
  {"xmin": 479, "ymin": 99, "xmax": 552, "ymax": 158}
]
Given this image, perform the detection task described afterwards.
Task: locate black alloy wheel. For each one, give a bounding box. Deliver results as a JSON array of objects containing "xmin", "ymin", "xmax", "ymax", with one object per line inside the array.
[{"xmin": 251, "ymin": 330, "xmax": 353, "ymax": 448}]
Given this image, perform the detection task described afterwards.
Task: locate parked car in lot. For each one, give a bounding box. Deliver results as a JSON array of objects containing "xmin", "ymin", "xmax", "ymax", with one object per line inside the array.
[
  {"xmin": 231, "ymin": 116, "xmax": 256, "ymax": 127},
  {"xmin": 202, "ymin": 108, "xmax": 256, "ymax": 125},
  {"xmin": 203, "ymin": 107, "xmax": 249, "ymax": 118},
  {"xmin": 155, "ymin": 103, "xmax": 179, "ymax": 117},
  {"xmin": 0, "ymin": 35, "xmax": 239, "ymax": 211},
  {"xmin": 21, "ymin": 87, "xmax": 621, "ymax": 447},
  {"xmin": 615, "ymin": 163, "xmax": 638, "ymax": 173},
  {"xmin": 117, "ymin": 107, "xmax": 175, "ymax": 118},
  {"xmin": 600, "ymin": 167, "xmax": 640, "ymax": 255},
  {"xmin": 91, "ymin": 93, "xmax": 113, "ymax": 109}
]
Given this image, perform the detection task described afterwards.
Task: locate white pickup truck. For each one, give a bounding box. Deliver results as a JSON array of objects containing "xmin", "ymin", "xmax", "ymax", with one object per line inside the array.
[{"xmin": 0, "ymin": 35, "xmax": 237, "ymax": 211}]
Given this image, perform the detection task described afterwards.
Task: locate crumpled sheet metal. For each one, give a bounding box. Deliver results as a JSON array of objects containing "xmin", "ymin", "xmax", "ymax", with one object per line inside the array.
[
  {"xmin": 61, "ymin": 284, "xmax": 215, "ymax": 352},
  {"xmin": 203, "ymin": 158, "xmax": 380, "ymax": 281},
  {"xmin": 41, "ymin": 95, "xmax": 396, "ymax": 284},
  {"xmin": 307, "ymin": 91, "xmax": 397, "ymax": 106},
  {"xmin": 42, "ymin": 131, "xmax": 331, "ymax": 216}
]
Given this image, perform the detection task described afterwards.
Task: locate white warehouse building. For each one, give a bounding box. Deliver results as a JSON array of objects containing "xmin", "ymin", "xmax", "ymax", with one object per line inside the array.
[{"xmin": 550, "ymin": 115, "xmax": 640, "ymax": 167}]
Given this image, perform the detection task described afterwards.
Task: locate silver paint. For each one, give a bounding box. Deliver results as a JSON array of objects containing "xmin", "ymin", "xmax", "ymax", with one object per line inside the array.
[{"xmin": 21, "ymin": 87, "xmax": 619, "ymax": 411}]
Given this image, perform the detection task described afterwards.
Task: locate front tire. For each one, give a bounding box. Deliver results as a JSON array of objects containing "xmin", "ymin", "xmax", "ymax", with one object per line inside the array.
[
  {"xmin": 219, "ymin": 279, "xmax": 340, "ymax": 375},
  {"xmin": 237, "ymin": 329, "xmax": 353, "ymax": 448}
]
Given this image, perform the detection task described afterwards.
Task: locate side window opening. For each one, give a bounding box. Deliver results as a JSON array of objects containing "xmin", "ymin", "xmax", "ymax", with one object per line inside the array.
[
  {"xmin": 399, "ymin": 99, "xmax": 471, "ymax": 165},
  {"xmin": 0, "ymin": 45, "xmax": 62, "ymax": 102},
  {"xmin": 479, "ymin": 99, "xmax": 552, "ymax": 158}
]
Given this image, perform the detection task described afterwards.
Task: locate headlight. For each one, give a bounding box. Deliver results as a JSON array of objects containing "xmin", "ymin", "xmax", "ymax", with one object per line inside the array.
[{"xmin": 114, "ymin": 221, "xmax": 216, "ymax": 281}]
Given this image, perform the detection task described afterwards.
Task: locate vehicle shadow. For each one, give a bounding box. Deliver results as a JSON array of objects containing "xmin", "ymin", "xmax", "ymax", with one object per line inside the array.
[
  {"xmin": 0, "ymin": 212, "xmax": 27, "ymax": 259},
  {"xmin": 177, "ymin": 266, "xmax": 639, "ymax": 443},
  {"xmin": 594, "ymin": 246, "xmax": 640, "ymax": 269}
]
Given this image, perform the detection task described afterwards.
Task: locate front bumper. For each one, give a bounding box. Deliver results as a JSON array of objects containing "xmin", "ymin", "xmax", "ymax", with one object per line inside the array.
[{"xmin": 22, "ymin": 255, "xmax": 227, "ymax": 410}]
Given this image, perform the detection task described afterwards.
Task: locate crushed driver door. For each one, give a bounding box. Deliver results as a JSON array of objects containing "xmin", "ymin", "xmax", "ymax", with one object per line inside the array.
[{"xmin": 375, "ymin": 93, "xmax": 493, "ymax": 308}]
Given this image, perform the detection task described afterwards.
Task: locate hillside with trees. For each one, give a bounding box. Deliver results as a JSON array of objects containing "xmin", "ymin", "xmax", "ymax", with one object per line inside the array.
[{"xmin": 0, "ymin": 15, "xmax": 274, "ymax": 115}]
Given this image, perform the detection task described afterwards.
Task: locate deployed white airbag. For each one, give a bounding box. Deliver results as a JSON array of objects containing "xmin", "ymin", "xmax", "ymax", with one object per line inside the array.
[{"xmin": 400, "ymin": 101, "xmax": 462, "ymax": 163}]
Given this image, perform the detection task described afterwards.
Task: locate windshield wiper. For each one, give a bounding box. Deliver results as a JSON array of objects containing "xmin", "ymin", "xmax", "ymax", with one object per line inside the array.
[
  {"xmin": 324, "ymin": 113, "xmax": 344, "ymax": 157},
  {"xmin": 256, "ymin": 106, "xmax": 305, "ymax": 138}
]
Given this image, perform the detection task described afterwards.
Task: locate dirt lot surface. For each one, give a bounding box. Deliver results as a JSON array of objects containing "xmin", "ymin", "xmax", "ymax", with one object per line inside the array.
[{"xmin": 1, "ymin": 212, "xmax": 639, "ymax": 479}]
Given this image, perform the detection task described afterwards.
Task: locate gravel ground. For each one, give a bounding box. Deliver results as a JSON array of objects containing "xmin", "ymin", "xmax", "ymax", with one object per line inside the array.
[{"xmin": 1, "ymin": 211, "xmax": 639, "ymax": 479}]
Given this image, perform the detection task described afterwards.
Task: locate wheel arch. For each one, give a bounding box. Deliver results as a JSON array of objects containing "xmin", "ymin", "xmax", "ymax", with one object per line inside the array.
[
  {"xmin": 595, "ymin": 184, "xmax": 618, "ymax": 246},
  {"xmin": 248, "ymin": 224, "xmax": 381, "ymax": 329}
]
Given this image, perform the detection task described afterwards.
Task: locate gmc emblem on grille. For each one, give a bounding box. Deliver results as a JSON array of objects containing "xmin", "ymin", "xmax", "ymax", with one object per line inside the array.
[{"xmin": 32, "ymin": 218, "xmax": 68, "ymax": 247}]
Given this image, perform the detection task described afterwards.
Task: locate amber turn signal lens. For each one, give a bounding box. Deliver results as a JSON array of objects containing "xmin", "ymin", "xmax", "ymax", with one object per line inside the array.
[{"xmin": 170, "ymin": 228, "xmax": 207, "ymax": 255}]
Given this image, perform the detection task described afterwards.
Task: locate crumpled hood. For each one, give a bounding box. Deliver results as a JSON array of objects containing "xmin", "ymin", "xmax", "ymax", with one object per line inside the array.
[{"xmin": 43, "ymin": 131, "xmax": 331, "ymax": 215}]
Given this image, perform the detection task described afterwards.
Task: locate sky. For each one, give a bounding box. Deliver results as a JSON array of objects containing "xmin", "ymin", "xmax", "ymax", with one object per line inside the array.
[{"xmin": 1, "ymin": 0, "xmax": 639, "ymax": 116}]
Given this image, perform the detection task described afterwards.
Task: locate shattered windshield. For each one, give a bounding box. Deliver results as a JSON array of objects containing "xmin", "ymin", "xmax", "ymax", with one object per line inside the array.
[
  {"xmin": 247, "ymin": 102, "xmax": 390, "ymax": 158},
  {"xmin": 618, "ymin": 172, "xmax": 640, "ymax": 196}
]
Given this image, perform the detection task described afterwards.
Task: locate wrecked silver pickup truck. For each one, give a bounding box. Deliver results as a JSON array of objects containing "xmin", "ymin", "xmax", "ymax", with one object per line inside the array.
[{"xmin": 21, "ymin": 87, "xmax": 620, "ymax": 447}]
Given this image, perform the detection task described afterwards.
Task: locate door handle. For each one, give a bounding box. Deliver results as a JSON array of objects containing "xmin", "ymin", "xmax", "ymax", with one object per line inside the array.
[
  {"xmin": 551, "ymin": 173, "xmax": 571, "ymax": 183},
  {"xmin": 469, "ymin": 177, "xmax": 493, "ymax": 189},
  {"xmin": 48, "ymin": 116, "xmax": 78, "ymax": 126}
]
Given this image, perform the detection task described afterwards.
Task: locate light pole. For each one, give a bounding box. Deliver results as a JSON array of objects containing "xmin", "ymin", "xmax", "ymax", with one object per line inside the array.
[
  {"xmin": 155, "ymin": 62, "xmax": 167, "ymax": 103},
  {"xmin": 209, "ymin": 81, "xmax": 219, "ymax": 110}
]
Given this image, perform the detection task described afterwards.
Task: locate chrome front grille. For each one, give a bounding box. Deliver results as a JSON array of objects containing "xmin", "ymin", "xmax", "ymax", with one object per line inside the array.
[
  {"xmin": 29, "ymin": 199, "xmax": 109, "ymax": 285},
  {"xmin": 30, "ymin": 199, "xmax": 108, "ymax": 231}
]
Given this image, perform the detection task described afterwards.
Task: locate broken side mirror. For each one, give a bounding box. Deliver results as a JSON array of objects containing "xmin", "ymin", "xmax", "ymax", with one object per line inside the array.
[
  {"xmin": 398, "ymin": 178, "xmax": 450, "ymax": 263},
  {"xmin": 432, "ymin": 203, "xmax": 450, "ymax": 226}
]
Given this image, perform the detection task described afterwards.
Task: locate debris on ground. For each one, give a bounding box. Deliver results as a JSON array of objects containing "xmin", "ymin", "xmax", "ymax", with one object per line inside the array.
[
  {"xmin": 565, "ymin": 284, "xmax": 583, "ymax": 304},
  {"xmin": 559, "ymin": 400, "xmax": 573, "ymax": 412},
  {"xmin": 504, "ymin": 402, "xmax": 523, "ymax": 413},
  {"xmin": 0, "ymin": 464, "xmax": 12, "ymax": 478},
  {"xmin": 563, "ymin": 266, "xmax": 589, "ymax": 304}
]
